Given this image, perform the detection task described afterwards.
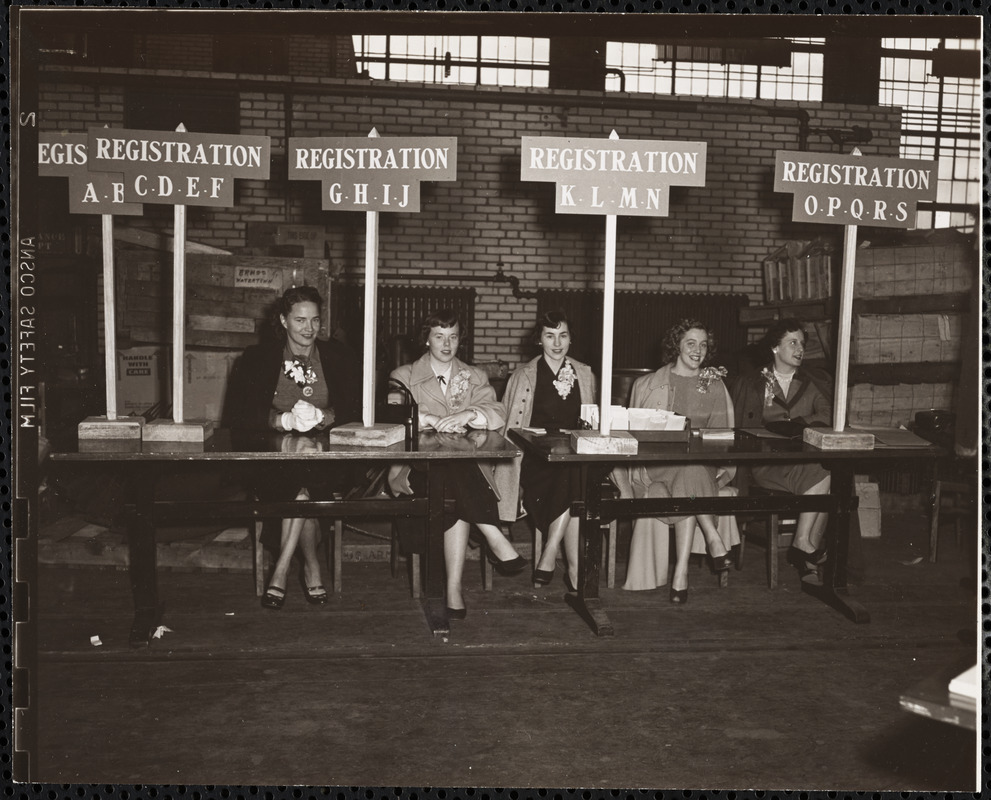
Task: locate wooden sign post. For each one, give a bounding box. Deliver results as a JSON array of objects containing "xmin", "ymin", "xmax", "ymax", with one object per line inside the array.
[
  {"xmin": 38, "ymin": 131, "xmax": 144, "ymax": 439},
  {"xmin": 86, "ymin": 124, "xmax": 271, "ymax": 441},
  {"xmin": 288, "ymin": 128, "xmax": 458, "ymax": 446},
  {"xmin": 773, "ymin": 148, "xmax": 938, "ymax": 449},
  {"xmin": 521, "ymin": 130, "xmax": 708, "ymax": 452}
]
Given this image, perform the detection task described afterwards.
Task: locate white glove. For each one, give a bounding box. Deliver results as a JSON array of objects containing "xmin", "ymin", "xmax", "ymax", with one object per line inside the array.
[{"xmin": 290, "ymin": 400, "xmax": 324, "ymax": 432}]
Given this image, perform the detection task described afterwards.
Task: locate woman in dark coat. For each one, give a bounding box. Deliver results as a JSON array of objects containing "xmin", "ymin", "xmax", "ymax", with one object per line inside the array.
[
  {"xmin": 731, "ymin": 317, "xmax": 833, "ymax": 580},
  {"xmin": 225, "ymin": 285, "xmax": 361, "ymax": 608}
]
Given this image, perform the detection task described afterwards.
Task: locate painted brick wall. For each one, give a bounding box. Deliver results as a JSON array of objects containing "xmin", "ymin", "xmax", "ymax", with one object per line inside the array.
[{"xmin": 38, "ymin": 71, "xmax": 902, "ymax": 367}]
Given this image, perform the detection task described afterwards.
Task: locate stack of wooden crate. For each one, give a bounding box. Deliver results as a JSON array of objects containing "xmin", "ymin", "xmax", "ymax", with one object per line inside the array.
[{"xmin": 847, "ymin": 240, "xmax": 974, "ymax": 429}]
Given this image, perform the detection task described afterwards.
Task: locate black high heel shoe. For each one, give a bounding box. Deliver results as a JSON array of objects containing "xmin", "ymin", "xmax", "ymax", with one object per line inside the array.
[
  {"xmin": 786, "ymin": 546, "xmax": 824, "ymax": 579},
  {"xmin": 710, "ymin": 552, "xmax": 733, "ymax": 573},
  {"xmin": 488, "ymin": 553, "xmax": 529, "ymax": 576},
  {"xmin": 261, "ymin": 586, "xmax": 286, "ymax": 610},
  {"xmin": 669, "ymin": 585, "xmax": 688, "ymax": 604},
  {"xmin": 446, "ymin": 605, "xmax": 467, "ymax": 620},
  {"xmin": 533, "ymin": 568, "xmax": 555, "ymax": 585}
]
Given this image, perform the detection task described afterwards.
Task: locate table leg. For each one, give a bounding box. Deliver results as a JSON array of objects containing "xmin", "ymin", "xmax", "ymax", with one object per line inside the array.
[
  {"xmin": 421, "ymin": 462, "xmax": 450, "ymax": 636},
  {"xmin": 565, "ymin": 465, "xmax": 614, "ymax": 637},
  {"xmin": 125, "ymin": 476, "xmax": 163, "ymax": 647},
  {"xmin": 800, "ymin": 466, "xmax": 870, "ymax": 623}
]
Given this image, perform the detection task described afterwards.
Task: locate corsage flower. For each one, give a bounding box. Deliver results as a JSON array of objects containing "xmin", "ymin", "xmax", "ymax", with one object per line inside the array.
[
  {"xmin": 553, "ymin": 359, "xmax": 577, "ymax": 399},
  {"xmin": 284, "ymin": 358, "xmax": 318, "ymax": 389},
  {"xmin": 760, "ymin": 367, "xmax": 776, "ymax": 407},
  {"xmin": 696, "ymin": 365, "xmax": 727, "ymax": 394},
  {"xmin": 447, "ymin": 368, "xmax": 472, "ymax": 410}
]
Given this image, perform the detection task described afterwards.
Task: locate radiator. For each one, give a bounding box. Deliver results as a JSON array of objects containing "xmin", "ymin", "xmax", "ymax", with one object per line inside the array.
[
  {"xmin": 536, "ymin": 289, "xmax": 750, "ymax": 371},
  {"xmin": 337, "ymin": 284, "xmax": 477, "ymax": 366}
]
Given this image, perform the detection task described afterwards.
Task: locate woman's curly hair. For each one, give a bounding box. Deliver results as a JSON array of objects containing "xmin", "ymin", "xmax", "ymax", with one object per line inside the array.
[
  {"xmin": 759, "ymin": 317, "xmax": 807, "ymax": 366},
  {"xmin": 660, "ymin": 319, "xmax": 716, "ymax": 367}
]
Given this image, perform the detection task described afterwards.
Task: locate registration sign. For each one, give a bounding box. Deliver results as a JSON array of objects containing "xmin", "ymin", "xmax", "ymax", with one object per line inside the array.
[
  {"xmin": 521, "ymin": 135, "xmax": 707, "ymax": 216},
  {"xmin": 38, "ymin": 133, "xmax": 143, "ymax": 215},
  {"xmin": 288, "ymin": 134, "xmax": 458, "ymax": 213},
  {"xmin": 773, "ymin": 150, "xmax": 938, "ymax": 228},
  {"xmin": 84, "ymin": 127, "xmax": 272, "ymax": 207}
]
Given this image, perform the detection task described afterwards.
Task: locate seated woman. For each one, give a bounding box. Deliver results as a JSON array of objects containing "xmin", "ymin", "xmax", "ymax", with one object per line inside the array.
[
  {"xmin": 225, "ymin": 285, "xmax": 361, "ymax": 609},
  {"xmin": 614, "ymin": 319, "xmax": 735, "ymax": 604},
  {"xmin": 390, "ymin": 309, "xmax": 527, "ymax": 619},
  {"xmin": 501, "ymin": 311, "xmax": 597, "ymax": 591},
  {"xmin": 731, "ymin": 317, "xmax": 833, "ymax": 580}
]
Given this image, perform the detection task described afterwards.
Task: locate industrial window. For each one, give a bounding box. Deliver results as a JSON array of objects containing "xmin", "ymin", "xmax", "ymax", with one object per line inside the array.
[
  {"xmin": 604, "ymin": 39, "xmax": 824, "ymax": 101},
  {"xmin": 352, "ymin": 35, "xmax": 550, "ymax": 87},
  {"xmin": 879, "ymin": 38, "xmax": 980, "ymax": 232}
]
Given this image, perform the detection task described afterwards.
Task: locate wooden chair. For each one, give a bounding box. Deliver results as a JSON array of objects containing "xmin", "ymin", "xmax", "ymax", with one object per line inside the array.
[
  {"xmin": 253, "ymin": 516, "xmax": 344, "ymax": 596},
  {"xmin": 529, "ymin": 519, "xmax": 619, "ymax": 590},
  {"xmin": 737, "ymin": 485, "xmax": 797, "ymax": 589},
  {"xmin": 929, "ymin": 474, "xmax": 976, "ymax": 563}
]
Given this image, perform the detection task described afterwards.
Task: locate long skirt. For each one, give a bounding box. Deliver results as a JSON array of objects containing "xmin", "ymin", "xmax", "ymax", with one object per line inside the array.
[{"xmin": 520, "ymin": 455, "xmax": 581, "ymax": 534}]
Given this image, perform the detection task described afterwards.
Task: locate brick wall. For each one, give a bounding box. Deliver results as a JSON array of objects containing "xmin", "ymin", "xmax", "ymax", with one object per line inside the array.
[{"xmin": 38, "ymin": 71, "xmax": 902, "ymax": 367}]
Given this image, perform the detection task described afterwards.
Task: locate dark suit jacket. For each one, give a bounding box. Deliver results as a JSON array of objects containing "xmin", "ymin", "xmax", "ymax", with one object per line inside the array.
[
  {"xmin": 731, "ymin": 365, "xmax": 833, "ymax": 432},
  {"xmin": 223, "ymin": 336, "xmax": 362, "ymax": 432}
]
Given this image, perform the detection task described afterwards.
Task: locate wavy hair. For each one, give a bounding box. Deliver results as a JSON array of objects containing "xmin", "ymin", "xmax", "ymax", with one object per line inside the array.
[
  {"xmin": 759, "ymin": 317, "xmax": 807, "ymax": 366},
  {"xmin": 530, "ymin": 309, "xmax": 572, "ymax": 346},
  {"xmin": 272, "ymin": 285, "xmax": 323, "ymax": 339},
  {"xmin": 419, "ymin": 308, "xmax": 463, "ymax": 347},
  {"xmin": 660, "ymin": 319, "xmax": 716, "ymax": 367}
]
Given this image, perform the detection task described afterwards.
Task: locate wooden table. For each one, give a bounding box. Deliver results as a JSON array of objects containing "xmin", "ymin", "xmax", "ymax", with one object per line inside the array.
[
  {"xmin": 509, "ymin": 428, "xmax": 942, "ymax": 636},
  {"xmin": 50, "ymin": 428, "xmax": 520, "ymax": 645},
  {"xmin": 900, "ymin": 657, "xmax": 978, "ymax": 731}
]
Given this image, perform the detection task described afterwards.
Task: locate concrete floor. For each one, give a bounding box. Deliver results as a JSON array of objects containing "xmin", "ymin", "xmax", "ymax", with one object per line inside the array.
[{"xmin": 29, "ymin": 509, "xmax": 979, "ymax": 789}]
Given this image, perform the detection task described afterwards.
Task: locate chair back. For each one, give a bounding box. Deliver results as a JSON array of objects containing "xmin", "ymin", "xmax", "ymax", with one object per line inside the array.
[{"xmin": 378, "ymin": 378, "xmax": 419, "ymax": 443}]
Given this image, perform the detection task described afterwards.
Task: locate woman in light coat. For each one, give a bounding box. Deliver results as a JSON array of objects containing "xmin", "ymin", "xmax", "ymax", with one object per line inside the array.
[
  {"xmin": 390, "ymin": 309, "xmax": 527, "ymax": 619},
  {"xmin": 501, "ymin": 311, "xmax": 596, "ymax": 591}
]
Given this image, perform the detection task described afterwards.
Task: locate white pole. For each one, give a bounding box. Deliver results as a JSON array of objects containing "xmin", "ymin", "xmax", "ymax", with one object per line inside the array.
[
  {"xmin": 101, "ymin": 214, "xmax": 118, "ymax": 421},
  {"xmin": 832, "ymin": 222, "xmax": 858, "ymax": 432},
  {"xmin": 599, "ymin": 213, "xmax": 617, "ymax": 436},
  {"xmin": 172, "ymin": 201, "xmax": 186, "ymax": 424},
  {"xmin": 363, "ymin": 208, "xmax": 379, "ymax": 427}
]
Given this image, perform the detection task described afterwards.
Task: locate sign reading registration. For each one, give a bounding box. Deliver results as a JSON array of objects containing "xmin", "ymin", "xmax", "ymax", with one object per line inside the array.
[
  {"xmin": 289, "ymin": 135, "xmax": 457, "ymax": 213},
  {"xmin": 521, "ymin": 136, "xmax": 707, "ymax": 216},
  {"xmin": 774, "ymin": 151, "xmax": 937, "ymax": 228}
]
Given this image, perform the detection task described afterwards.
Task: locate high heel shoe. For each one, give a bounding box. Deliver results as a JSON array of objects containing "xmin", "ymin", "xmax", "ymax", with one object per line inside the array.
[
  {"xmin": 533, "ymin": 568, "xmax": 555, "ymax": 585},
  {"xmin": 786, "ymin": 546, "xmax": 823, "ymax": 579},
  {"xmin": 488, "ymin": 553, "xmax": 528, "ymax": 576},
  {"xmin": 564, "ymin": 574, "xmax": 578, "ymax": 593},
  {"xmin": 261, "ymin": 586, "xmax": 286, "ymax": 609},
  {"xmin": 305, "ymin": 585, "xmax": 328, "ymax": 605},
  {"xmin": 710, "ymin": 552, "xmax": 733, "ymax": 573},
  {"xmin": 669, "ymin": 585, "xmax": 688, "ymax": 604},
  {"xmin": 445, "ymin": 605, "xmax": 467, "ymax": 620}
]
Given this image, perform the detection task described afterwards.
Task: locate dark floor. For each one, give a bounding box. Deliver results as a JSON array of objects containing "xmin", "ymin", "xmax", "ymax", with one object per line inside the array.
[{"xmin": 29, "ymin": 507, "xmax": 980, "ymax": 789}]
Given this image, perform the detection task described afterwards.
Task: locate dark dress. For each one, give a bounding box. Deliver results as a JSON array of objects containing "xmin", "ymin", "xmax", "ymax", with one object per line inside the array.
[
  {"xmin": 223, "ymin": 335, "xmax": 362, "ymax": 549},
  {"xmin": 520, "ymin": 358, "xmax": 583, "ymax": 533}
]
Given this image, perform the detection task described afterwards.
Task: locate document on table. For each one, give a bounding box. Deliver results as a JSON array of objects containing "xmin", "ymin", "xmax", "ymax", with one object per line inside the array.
[
  {"xmin": 948, "ymin": 663, "xmax": 979, "ymax": 703},
  {"xmin": 700, "ymin": 428, "xmax": 735, "ymax": 441},
  {"xmin": 849, "ymin": 426, "xmax": 933, "ymax": 447},
  {"xmin": 737, "ymin": 427, "xmax": 790, "ymax": 440}
]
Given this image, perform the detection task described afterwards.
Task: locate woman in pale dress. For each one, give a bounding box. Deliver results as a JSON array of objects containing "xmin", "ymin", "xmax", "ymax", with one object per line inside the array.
[
  {"xmin": 614, "ymin": 320, "xmax": 736, "ymax": 603},
  {"xmin": 502, "ymin": 311, "xmax": 597, "ymax": 591}
]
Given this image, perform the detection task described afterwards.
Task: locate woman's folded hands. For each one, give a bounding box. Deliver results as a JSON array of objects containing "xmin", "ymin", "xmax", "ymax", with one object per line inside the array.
[{"xmin": 282, "ymin": 400, "xmax": 326, "ymax": 432}]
